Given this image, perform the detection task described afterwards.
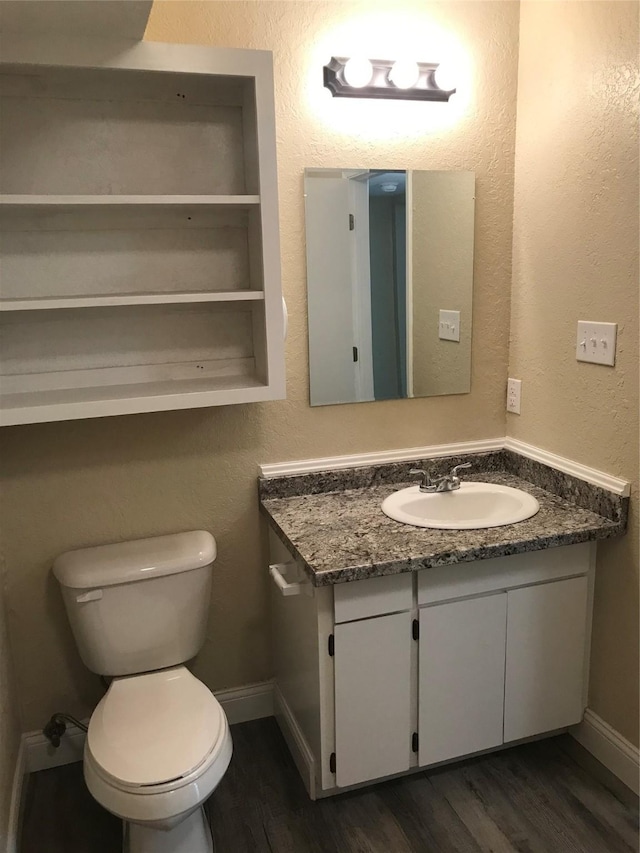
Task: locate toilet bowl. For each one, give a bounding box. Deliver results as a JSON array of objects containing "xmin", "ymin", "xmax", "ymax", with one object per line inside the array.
[
  {"xmin": 53, "ymin": 531, "xmax": 231, "ymax": 853},
  {"xmin": 83, "ymin": 667, "xmax": 232, "ymax": 852}
]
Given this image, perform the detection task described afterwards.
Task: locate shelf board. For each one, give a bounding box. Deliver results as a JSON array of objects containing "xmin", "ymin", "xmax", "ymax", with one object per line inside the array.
[
  {"xmin": 0, "ymin": 290, "xmax": 265, "ymax": 312},
  {"xmin": 0, "ymin": 373, "xmax": 274, "ymax": 426},
  {"xmin": 0, "ymin": 194, "xmax": 261, "ymax": 209}
]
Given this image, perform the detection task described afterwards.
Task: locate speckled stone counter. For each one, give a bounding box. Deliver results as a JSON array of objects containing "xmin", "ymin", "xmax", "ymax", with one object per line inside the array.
[{"xmin": 259, "ymin": 451, "xmax": 628, "ymax": 586}]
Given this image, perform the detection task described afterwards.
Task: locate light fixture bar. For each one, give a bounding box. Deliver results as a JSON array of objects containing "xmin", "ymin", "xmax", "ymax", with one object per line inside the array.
[{"xmin": 323, "ymin": 57, "xmax": 455, "ymax": 101}]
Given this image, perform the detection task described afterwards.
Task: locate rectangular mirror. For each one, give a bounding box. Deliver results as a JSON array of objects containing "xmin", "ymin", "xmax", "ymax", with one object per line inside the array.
[{"xmin": 304, "ymin": 168, "xmax": 475, "ymax": 406}]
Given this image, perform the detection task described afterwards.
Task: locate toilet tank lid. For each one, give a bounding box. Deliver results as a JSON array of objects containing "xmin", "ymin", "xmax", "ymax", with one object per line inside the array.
[{"xmin": 53, "ymin": 531, "xmax": 216, "ymax": 589}]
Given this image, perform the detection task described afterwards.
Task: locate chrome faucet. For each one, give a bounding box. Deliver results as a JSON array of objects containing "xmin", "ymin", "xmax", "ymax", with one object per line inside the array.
[{"xmin": 409, "ymin": 462, "xmax": 472, "ymax": 493}]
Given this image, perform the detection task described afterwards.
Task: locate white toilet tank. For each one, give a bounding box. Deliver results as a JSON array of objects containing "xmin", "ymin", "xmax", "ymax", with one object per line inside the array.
[{"xmin": 53, "ymin": 531, "xmax": 216, "ymax": 676}]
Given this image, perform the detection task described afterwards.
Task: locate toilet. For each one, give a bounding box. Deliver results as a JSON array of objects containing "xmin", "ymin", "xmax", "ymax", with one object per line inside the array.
[{"xmin": 53, "ymin": 531, "xmax": 232, "ymax": 853}]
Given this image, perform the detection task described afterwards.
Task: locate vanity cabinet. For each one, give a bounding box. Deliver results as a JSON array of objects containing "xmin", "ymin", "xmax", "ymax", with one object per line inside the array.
[
  {"xmin": 0, "ymin": 37, "xmax": 285, "ymax": 425},
  {"xmin": 269, "ymin": 532, "xmax": 595, "ymax": 799}
]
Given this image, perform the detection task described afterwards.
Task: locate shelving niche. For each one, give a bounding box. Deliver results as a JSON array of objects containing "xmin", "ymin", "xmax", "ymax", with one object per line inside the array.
[{"xmin": 0, "ymin": 40, "xmax": 285, "ymax": 425}]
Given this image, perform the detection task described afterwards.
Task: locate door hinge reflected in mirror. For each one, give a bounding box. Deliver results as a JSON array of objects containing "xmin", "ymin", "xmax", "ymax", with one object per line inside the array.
[
  {"xmin": 330, "ymin": 752, "xmax": 336, "ymax": 773},
  {"xmin": 328, "ymin": 634, "xmax": 335, "ymax": 656},
  {"xmin": 349, "ymin": 213, "xmax": 355, "ymax": 231},
  {"xmin": 353, "ymin": 346, "xmax": 359, "ymax": 363},
  {"xmin": 412, "ymin": 619, "xmax": 419, "ymax": 640},
  {"xmin": 412, "ymin": 732, "xmax": 419, "ymax": 753}
]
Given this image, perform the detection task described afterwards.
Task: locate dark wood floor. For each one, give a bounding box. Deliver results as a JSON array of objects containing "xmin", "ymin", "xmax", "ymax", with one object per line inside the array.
[{"xmin": 21, "ymin": 718, "xmax": 639, "ymax": 853}]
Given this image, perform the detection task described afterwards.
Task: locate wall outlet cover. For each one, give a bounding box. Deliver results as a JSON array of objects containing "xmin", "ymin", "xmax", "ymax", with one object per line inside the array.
[{"xmin": 507, "ymin": 378, "xmax": 522, "ymax": 414}]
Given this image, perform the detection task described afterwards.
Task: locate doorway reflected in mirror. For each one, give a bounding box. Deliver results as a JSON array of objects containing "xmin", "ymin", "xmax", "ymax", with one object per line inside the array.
[{"xmin": 304, "ymin": 168, "xmax": 475, "ymax": 406}]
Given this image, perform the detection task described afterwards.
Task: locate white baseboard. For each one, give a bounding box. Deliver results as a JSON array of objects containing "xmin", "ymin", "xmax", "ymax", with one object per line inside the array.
[
  {"xmin": 18, "ymin": 692, "xmax": 639, "ymax": 807},
  {"xmin": 571, "ymin": 709, "xmax": 639, "ymax": 795},
  {"xmin": 272, "ymin": 701, "xmax": 640, "ymax": 800},
  {"xmin": 6, "ymin": 738, "xmax": 26, "ymax": 853},
  {"xmin": 215, "ymin": 680, "xmax": 273, "ymax": 725},
  {"xmin": 273, "ymin": 685, "xmax": 316, "ymax": 799},
  {"xmin": 24, "ymin": 680, "xmax": 275, "ymax": 774}
]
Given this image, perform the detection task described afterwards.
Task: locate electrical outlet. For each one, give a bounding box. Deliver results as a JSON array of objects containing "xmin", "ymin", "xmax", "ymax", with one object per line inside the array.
[
  {"xmin": 576, "ymin": 321, "xmax": 617, "ymax": 366},
  {"xmin": 507, "ymin": 378, "xmax": 521, "ymax": 414},
  {"xmin": 439, "ymin": 310, "xmax": 461, "ymax": 342}
]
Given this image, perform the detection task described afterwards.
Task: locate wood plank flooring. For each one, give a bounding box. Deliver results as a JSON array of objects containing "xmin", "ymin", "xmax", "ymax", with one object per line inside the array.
[{"xmin": 20, "ymin": 718, "xmax": 638, "ymax": 853}]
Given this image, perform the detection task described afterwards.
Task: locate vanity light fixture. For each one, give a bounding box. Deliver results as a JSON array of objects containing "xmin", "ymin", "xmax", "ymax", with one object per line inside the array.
[{"xmin": 323, "ymin": 56, "xmax": 456, "ymax": 101}]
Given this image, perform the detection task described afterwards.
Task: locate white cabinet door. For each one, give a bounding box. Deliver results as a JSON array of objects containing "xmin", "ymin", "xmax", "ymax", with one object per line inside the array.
[
  {"xmin": 419, "ymin": 594, "xmax": 507, "ymax": 766},
  {"xmin": 334, "ymin": 612, "xmax": 412, "ymax": 787},
  {"xmin": 504, "ymin": 575, "xmax": 589, "ymax": 742}
]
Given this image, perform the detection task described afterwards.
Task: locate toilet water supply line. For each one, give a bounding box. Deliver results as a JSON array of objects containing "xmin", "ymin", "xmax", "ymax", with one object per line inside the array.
[
  {"xmin": 42, "ymin": 675, "xmax": 110, "ymax": 746},
  {"xmin": 43, "ymin": 713, "xmax": 88, "ymax": 748}
]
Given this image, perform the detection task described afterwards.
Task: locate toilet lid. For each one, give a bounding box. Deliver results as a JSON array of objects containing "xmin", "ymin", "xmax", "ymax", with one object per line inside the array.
[{"xmin": 87, "ymin": 666, "xmax": 224, "ymax": 787}]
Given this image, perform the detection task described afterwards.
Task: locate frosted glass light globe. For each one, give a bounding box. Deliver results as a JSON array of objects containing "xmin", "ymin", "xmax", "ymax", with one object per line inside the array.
[
  {"xmin": 343, "ymin": 57, "xmax": 373, "ymax": 88},
  {"xmin": 388, "ymin": 60, "xmax": 420, "ymax": 90},
  {"xmin": 433, "ymin": 61, "xmax": 458, "ymax": 92}
]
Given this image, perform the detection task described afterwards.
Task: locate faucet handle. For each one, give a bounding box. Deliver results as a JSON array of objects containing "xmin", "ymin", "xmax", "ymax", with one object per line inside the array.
[
  {"xmin": 409, "ymin": 468, "xmax": 432, "ymax": 489},
  {"xmin": 451, "ymin": 462, "xmax": 472, "ymax": 476}
]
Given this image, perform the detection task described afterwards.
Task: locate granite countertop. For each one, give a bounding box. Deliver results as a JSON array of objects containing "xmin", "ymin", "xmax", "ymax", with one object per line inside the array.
[{"xmin": 259, "ymin": 452, "xmax": 628, "ymax": 586}]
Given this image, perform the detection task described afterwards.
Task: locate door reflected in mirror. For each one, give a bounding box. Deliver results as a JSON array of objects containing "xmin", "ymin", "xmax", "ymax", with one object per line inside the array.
[{"xmin": 304, "ymin": 168, "xmax": 475, "ymax": 406}]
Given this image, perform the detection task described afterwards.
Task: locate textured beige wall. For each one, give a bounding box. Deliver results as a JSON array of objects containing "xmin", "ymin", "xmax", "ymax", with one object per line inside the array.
[
  {"xmin": 0, "ymin": 1, "xmax": 519, "ymax": 731},
  {"xmin": 510, "ymin": 1, "xmax": 639, "ymax": 745},
  {"xmin": 0, "ymin": 558, "xmax": 20, "ymax": 842}
]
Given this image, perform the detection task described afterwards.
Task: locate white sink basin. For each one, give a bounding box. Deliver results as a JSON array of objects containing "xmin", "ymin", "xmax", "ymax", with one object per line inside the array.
[{"xmin": 381, "ymin": 482, "xmax": 540, "ymax": 530}]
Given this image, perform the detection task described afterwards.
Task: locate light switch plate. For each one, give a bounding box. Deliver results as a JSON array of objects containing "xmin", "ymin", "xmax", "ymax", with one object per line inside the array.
[
  {"xmin": 576, "ymin": 321, "xmax": 617, "ymax": 366},
  {"xmin": 439, "ymin": 310, "xmax": 461, "ymax": 342}
]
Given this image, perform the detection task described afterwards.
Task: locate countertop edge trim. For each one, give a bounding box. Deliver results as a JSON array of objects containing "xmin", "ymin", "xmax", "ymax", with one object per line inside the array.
[
  {"xmin": 308, "ymin": 523, "xmax": 623, "ymax": 587},
  {"xmin": 258, "ymin": 438, "xmax": 504, "ymax": 478},
  {"xmin": 260, "ymin": 497, "xmax": 623, "ymax": 587},
  {"xmin": 259, "ymin": 503, "xmax": 310, "ymax": 573},
  {"xmin": 258, "ymin": 438, "xmax": 630, "ymax": 497},
  {"xmin": 503, "ymin": 438, "xmax": 631, "ymax": 497}
]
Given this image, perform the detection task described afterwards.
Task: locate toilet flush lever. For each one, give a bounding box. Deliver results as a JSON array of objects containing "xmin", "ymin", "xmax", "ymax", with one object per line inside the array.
[{"xmin": 75, "ymin": 589, "xmax": 103, "ymax": 603}]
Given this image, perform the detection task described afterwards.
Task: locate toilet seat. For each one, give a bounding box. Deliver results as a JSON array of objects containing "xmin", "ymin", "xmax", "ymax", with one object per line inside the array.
[
  {"xmin": 84, "ymin": 666, "xmax": 233, "ymax": 827},
  {"xmin": 87, "ymin": 666, "xmax": 225, "ymax": 789},
  {"xmin": 84, "ymin": 721, "xmax": 233, "ymax": 826}
]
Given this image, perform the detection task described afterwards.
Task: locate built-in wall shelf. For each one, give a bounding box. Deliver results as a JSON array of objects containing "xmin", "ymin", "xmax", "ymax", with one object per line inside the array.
[
  {"xmin": 0, "ymin": 37, "xmax": 285, "ymax": 425},
  {"xmin": 1, "ymin": 370, "xmax": 270, "ymax": 426},
  {"xmin": 0, "ymin": 291, "xmax": 266, "ymax": 312},
  {"xmin": 0, "ymin": 194, "xmax": 261, "ymax": 209}
]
